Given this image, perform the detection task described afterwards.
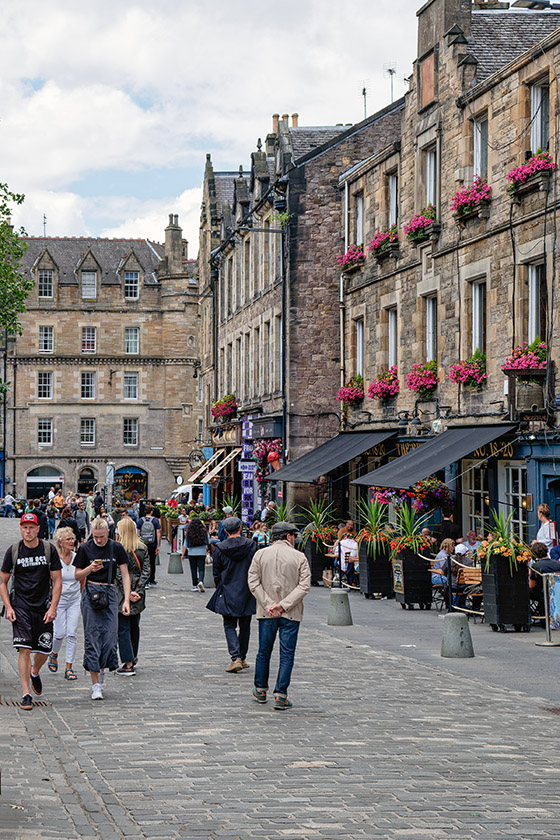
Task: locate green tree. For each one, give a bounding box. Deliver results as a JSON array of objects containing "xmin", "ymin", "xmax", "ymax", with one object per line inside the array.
[{"xmin": 0, "ymin": 183, "xmax": 32, "ymax": 336}]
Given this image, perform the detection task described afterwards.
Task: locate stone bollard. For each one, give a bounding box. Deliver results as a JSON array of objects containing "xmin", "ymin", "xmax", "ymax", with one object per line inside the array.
[
  {"xmin": 203, "ymin": 563, "xmax": 215, "ymax": 589},
  {"xmin": 167, "ymin": 552, "xmax": 183, "ymax": 574},
  {"xmin": 441, "ymin": 612, "xmax": 475, "ymax": 658},
  {"xmin": 327, "ymin": 590, "xmax": 353, "ymax": 626}
]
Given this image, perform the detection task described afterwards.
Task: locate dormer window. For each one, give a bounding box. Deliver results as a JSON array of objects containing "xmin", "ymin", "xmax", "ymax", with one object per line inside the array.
[
  {"xmin": 124, "ymin": 271, "xmax": 139, "ymax": 300},
  {"xmin": 82, "ymin": 271, "xmax": 97, "ymax": 300},
  {"xmin": 38, "ymin": 270, "xmax": 53, "ymax": 299}
]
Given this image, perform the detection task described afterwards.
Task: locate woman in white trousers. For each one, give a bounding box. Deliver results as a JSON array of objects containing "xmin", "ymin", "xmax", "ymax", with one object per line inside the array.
[{"xmin": 48, "ymin": 527, "xmax": 81, "ymax": 680}]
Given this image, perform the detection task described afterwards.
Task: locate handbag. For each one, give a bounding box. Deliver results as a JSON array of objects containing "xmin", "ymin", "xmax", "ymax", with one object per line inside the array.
[{"xmin": 86, "ymin": 542, "xmax": 113, "ymax": 611}]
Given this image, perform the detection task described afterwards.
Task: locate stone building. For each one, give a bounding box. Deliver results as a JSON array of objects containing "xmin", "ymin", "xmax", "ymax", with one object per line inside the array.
[
  {"xmin": 7, "ymin": 215, "xmax": 202, "ymax": 501},
  {"xmin": 198, "ymin": 108, "xmax": 403, "ymax": 518},
  {"xmin": 322, "ymin": 0, "xmax": 560, "ymax": 541}
]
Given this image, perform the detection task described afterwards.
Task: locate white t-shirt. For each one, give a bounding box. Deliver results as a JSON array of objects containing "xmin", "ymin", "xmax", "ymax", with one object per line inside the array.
[
  {"xmin": 59, "ymin": 553, "xmax": 80, "ymax": 601},
  {"xmin": 536, "ymin": 520, "xmax": 556, "ymax": 549},
  {"xmin": 339, "ymin": 537, "xmax": 359, "ymax": 571}
]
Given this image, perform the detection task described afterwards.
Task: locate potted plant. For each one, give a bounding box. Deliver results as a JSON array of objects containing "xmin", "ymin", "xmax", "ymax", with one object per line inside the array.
[
  {"xmin": 337, "ymin": 244, "xmax": 365, "ymax": 271},
  {"xmin": 477, "ymin": 510, "xmax": 530, "ymax": 632},
  {"xmin": 411, "ymin": 476, "xmax": 451, "ymax": 514},
  {"xmin": 299, "ymin": 498, "xmax": 338, "ymax": 586},
  {"xmin": 404, "ymin": 204, "xmax": 438, "ymax": 244},
  {"xmin": 336, "ymin": 374, "xmax": 364, "ymax": 409},
  {"xmin": 507, "ymin": 150, "xmax": 556, "ymax": 199},
  {"xmin": 389, "ymin": 506, "xmax": 433, "ymax": 610},
  {"xmin": 452, "ymin": 176, "xmax": 492, "ymax": 223},
  {"xmin": 448, "ymin": 348, "xmax": 487, "ymax": 391},
  {"xmin": 406, "ymin": 360, "xmax": 439, "ymax": 399},
  {"xmin": 211, "ymin": 393, "xmax": 238, "ymax": 421},
  {"xmin": 501, "ymin": 337, "xmax": 547, "ymax": 411},
  {"xmin": 356, "ymin": 498, "xmax": 392, "ymax": 599},
  {"xmin": 367, "ymin": 225, "xmax": 399, "ymax": 262},
  {"xmin": 367, "ymin": 366, "xmax": 400, "ymax": 403}
]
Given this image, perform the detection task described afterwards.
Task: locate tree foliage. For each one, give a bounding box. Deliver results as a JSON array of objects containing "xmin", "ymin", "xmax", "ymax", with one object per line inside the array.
[{"xmin": 0, "ymin": 184, "xmax": 32, "ymax": 335}]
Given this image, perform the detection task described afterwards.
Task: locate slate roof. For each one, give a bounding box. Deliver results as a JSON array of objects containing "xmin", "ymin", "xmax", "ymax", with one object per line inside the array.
[
  {"xmin": 22, "ymin": 237, "xmax": 163, "ymax": 286},
  {"xmin": 289, "ymin": 126, "xmax": 349, "ymax": 161},
  {"xmin": 214, "ymin": 172, "xmax": 247, "ymax": 211},
  {"xmin": 471, "ymin": 11, "xmax": 560, "ymax": 83}
]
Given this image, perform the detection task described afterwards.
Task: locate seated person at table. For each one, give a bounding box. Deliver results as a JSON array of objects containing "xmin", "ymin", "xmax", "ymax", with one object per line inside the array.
[
  {"xmin": 338, "ymin": 533, "xmax": 359, "ymax": 587},
  {"xmin": 529, "ymin": 541, "xmax": 560, "ymax": 623},
  {"xmin": 422, "ymin": 527, "xmax": 437, "ymax": 558},
  {"xmin": 432, "ymin": 538, "xmax": 455, "ymax": 585}
]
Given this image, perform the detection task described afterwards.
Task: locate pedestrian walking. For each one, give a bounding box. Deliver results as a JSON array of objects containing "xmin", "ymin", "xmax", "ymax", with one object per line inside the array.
[
  {"xmin": 136, "ymin": 505, "xmax": 161, "ymax": 587},
  {"xmin": 56, "ymin": 507, "xmax": 81, "ymax": 545},
  {"xmin": 115, "ymin": 516, "xmax": 150, "ymax": 675},
  {"xmin": 206, "ymin": 516, "xmax": 257, "ymax": 673},
  {"xmin": 248, "ymin": 521, "xmax": 311, "ymax": 710},
  {"xmin": 3, "ymin": 491, "xmax": 16, "ymax": 518},
  {"xmin": 182, "ymin": 517, "xmax": 210, "ymax": 591},
  {"xmin": 49, "ymin": 527, "xmax": 81, "ymax": 681},
  {"xmin": 73, "ymin": 518, "xmax": 131, "ymax": 700},
  {"xmin": 74, "ymin": 498, "xmax": 90, "ymax": 543},
  {"xmin": 85, "ymin": 490, "xmax": 95, "ymax": 522},
  {"xmin": 0, "ymin": 513, "xmax": 62, "ymax": 710},
  {"xmin": 32, "ymin": 499, "xmax": 50, "ymax": 540},
  {"xmin": 46, "ymin": 502, "xmax": 57, "ymax": 538},
  {"xmin": 53, "ymin": 490, "xmax": 65, "ymax": 519}
]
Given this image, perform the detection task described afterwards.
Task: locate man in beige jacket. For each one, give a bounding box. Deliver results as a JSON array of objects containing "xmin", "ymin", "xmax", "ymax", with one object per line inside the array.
[{"xmin": 247, "ymin": 521, "xmax": 311, "ymax": 710}]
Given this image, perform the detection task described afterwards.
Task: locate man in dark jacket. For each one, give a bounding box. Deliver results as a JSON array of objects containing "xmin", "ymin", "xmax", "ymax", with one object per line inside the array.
[
  {"xmin": 33, "ymin": 500, "xmax": 49, "ymax": 541},
  {"xmin": 206, "ymin": 516, "xmax": 257, "ymax": 673}
]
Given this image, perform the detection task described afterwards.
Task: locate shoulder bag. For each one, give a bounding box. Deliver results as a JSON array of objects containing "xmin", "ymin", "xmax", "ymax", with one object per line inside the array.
[{"xmin": 85, "ymin": 541, "xmax": 113, "ymax": 611}]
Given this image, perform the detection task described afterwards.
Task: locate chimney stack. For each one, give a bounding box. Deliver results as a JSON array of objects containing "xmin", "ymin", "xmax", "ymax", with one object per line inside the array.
[
  {"xmin": 292, "ymin": 113, "xmax": 299, "ymax": 127},
  {"xmin": 272, "ymin": 113, "xmax": 279, "ymax": 133},
  {"xmin": 282, "ymin": 113, "xmax": 289, "ymax": 123},
  {"xmin": 165, "ymin": 214, "xmax": 183, "ymax": 275}
]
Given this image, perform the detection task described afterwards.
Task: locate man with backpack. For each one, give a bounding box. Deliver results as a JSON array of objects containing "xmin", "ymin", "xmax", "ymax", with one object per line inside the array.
[
  {"xmin": 136, "ymin": 505, "xmax": 161, "ymax": 588},
  {"xmin": 0, "ymin": 513, "xmax": 62, "ymax": 710}
]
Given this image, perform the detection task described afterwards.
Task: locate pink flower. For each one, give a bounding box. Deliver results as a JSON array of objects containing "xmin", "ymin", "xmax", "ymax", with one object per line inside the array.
[
  {"xmin": 367, "ymin": 366, "xmax": 400, "ymax": 401},
  {"xmin": 452, "ymin": 176, "xmax": 492, "ymax": 213},
  {"xmin": 507, "ymin": 151, "xmax": 556, "ymax": 188}
]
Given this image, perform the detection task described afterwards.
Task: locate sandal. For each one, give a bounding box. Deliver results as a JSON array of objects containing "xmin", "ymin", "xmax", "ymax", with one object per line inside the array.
[
  {"xmin": 48, "ymin": 653, "xmax": 58, "ymax": 673},
  {"xmin": 64, "ymin": 668, "xmax": 77, "ymax": 681}
]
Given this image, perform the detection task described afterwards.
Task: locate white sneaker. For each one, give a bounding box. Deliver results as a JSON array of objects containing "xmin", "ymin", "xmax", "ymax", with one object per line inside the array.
[
  {"xmin": 91, "ymin": 683, "xmax": 103, "ymax": 701},
  {"xmin": 98, "ymin": 669, "xmax": 105, "ymax": 688},
  {"xmin": 191, "ymin": 586, "xmax": 199, "ymax": 592},
  {"xmin": 197, "ymin": 581, "xmax": 205, "ymax": 593}
]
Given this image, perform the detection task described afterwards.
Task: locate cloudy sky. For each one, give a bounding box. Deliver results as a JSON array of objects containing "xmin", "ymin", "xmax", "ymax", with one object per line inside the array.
[{"xmin": 1, "ymin": 1, "xmax": 419, "ymax": 255}]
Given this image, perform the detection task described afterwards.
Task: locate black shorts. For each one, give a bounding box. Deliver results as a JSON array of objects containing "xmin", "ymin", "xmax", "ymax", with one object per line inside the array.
[{"xmin": 12, "ymin": 605, "xmax": 54, "ymax": 654}]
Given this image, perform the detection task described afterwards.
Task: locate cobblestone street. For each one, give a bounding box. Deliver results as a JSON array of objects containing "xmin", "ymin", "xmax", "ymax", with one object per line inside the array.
[{"xmin": 2, "ymin": 518, "xmax": 560, "ymax": 839}]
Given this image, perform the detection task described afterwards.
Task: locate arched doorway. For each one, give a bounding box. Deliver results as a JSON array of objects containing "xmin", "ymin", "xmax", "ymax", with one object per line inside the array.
[
  {"xmin": 77, "ymin": 468, "xmax": 97, "ymax": 495},
  {"xmin": 26, "ymin": 466, "xmax": 64, "ymax": 500},
  {"xmin": 114, "ymin": 466, "xmax": 148, "ymax": 502}
]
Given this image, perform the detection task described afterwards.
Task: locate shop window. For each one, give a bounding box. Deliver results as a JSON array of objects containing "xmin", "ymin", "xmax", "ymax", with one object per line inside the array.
[
  {"xmin": 531, "ymin": 81, "xmax": 549, "ymax": 153},
  {"xmin": 473, "ymin": 115, "xmax": 488, "ymax": 179},
  {"xmin": 463, "ymin": 462, "xmax": 490, "ymax": 536}
]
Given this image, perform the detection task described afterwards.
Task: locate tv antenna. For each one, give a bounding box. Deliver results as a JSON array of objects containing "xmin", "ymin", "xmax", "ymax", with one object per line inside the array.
[
  {"xmin": 384, "ymin": 62, "xmax": 397, "ymax": 103},
  {"xmin": 357, "ymin": 79, "xmax": 372, "ymax": 120}
]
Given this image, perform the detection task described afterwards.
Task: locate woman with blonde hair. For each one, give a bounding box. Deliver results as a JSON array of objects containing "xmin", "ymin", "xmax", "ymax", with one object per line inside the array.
[
  {"xmin": 48, "ymin": 527, "xmax": 81, "ymax": 680},
  {"xmin": 115, "ymin": 516, "xmax": 150, "ymax": 675}
]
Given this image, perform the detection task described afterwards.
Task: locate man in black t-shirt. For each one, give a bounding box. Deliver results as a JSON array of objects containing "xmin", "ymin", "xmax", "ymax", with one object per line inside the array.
[
  {"xmin": 433, "ymin": 509, "xmax": 463, "ymax": 549},
  {"xmin": 0, "ymin": 512, "xmax": 62, "ymax": 710}
]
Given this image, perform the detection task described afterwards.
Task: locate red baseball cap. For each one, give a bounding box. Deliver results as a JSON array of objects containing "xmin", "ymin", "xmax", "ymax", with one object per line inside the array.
[{"xmin": 21, "ymin": 513, "xmax": 38, "ymax": 525}]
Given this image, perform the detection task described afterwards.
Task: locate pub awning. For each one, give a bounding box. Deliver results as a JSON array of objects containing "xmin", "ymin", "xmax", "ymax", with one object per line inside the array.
[
  {"xmin": 201, "ymin": 447, "xmax": 242, "ymax": 484},
  {"xmin": 352, "ymin": 424, "xmax": 517, "ymax": 489},
  {"xmin": 268, "ymin": 431, "xmax": 396, "ymax": 483}
]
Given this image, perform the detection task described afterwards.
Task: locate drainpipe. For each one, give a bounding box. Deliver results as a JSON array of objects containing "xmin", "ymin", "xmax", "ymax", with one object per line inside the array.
[
  {"xmin": 211, "ymin": 264, "xmax": 219, "ymax": 401},
  {"xmin": 340, "ymin": 182, "xmax": 349, "ymax": 389}
]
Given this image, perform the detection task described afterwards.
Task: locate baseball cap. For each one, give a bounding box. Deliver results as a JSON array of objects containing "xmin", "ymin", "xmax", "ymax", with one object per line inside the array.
[
  {"xmin": 271, "ymin": 521, "xmax": 298, "ymax": 538},
  {"xmin": 21, "ymin": 513, "xmax": 38, "ymax": 525},
  {"xmin": 222, "ymin": 516, "xmax": 242, "ymax": 534},
  {"xmin": 454, "ymin": 543, "xmax": 468, "ymax": 556},
  {"xmin": 222, "ymin": 505, "xmax": 233, "ymax": 514}
]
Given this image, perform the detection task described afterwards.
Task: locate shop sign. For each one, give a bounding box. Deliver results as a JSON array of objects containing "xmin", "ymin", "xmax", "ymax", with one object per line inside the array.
[
  {"xmin": 364, "ymin": 443, "xmax": 386, "ymax": 458},
  {"xmin": 396, "ymin": 440, "xmax": 425, "ymax": 456},
  {"xmin": 238, "ymin": 460, "xmax": 257, "ymax": 474},
  {"xmin": 393, "ymin": 559, "xmax": 404, "ymax": 594},
  {"xmin": 252, "ymin": 418, "xmax": 282, "ymax": 440},
  {"xmin": 472, "ymin": 440, "xmax": 514, "ymax": 459}
]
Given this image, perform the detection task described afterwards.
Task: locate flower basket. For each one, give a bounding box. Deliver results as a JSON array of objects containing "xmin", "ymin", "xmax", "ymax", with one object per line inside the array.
[
  {"xmin": 337, "ymin": 245, "xmax": 365, "ymax": 272},
  {"xmin": 368, "ymin": 226, "xmax": 399, "ymax": 263},
  {"xmin": 501, "ymin": 338, "xmax": 547, "ymax": 383},
  {"xmin": 411, "ymin": 476, "xmax": 451, "ymax": 513},
  {"xmin": 404, "ymin": 204, "xmax": 437, "ymax": 245},
  {"xmin": 406, "ymin": 360, "xmax": 439, "ymax": 400},
  {"xmin": 448, "ymin": 349, "xmax": 487, "ymax": 391},
  {"xmin": 368, "ymin": 366, "xmax": 399, "ymax": 402},
  {"xmin": 452, "ymin": 176, "xmax": 492, "ymax": 224},
  {"xmin": 211, "ymin": 394, "xmax": 238, "ymax": 420},
  {"xmin": 507, "ymin": 151, "xmax": 556, "ymax": 200},
  {"xmin": 337, "ymin": 374, "xmax": 364, "ymax": 408}
]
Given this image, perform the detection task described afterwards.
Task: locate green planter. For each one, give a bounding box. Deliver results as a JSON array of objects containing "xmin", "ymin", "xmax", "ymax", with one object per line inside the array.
[{"xmin": 482, "ymin": 554, "xmax": 530, "ymax": 632}]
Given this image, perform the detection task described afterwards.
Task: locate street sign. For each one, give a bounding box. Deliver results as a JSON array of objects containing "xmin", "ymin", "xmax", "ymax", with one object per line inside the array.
[{"xmin": 238, "ymin": 460, "xmax": 257, "ymax": 474}]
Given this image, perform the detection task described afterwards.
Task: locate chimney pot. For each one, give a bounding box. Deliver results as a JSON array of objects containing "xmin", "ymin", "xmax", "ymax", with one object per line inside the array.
[
  {"xmin": 272, "ymin": 113, "xmax": 279, "ymax": 133},
  {"xmin": 174, "ymin": 214, "xmax": 179, "ymax": 226},
  {"xmin": 282, "ymin": 113, "xmax": 289, "ymax": 122},
  {"xmin": 292, "ymin": 113, "xmax": 299, "ymax": 127},
  {"xmin": 168, "ymin": 214, "xmax": 173, "ymax": 225}
]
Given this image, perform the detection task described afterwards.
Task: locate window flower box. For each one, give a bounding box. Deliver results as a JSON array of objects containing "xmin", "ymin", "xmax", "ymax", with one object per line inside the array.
[
  {"xmin": 406, "ymin": 360, "xmax": 439, "ymax": 399},
  {"xmin": 337, "ymin": 245, "xmax": 365, "ymax": 272},
  {"xmin": 507, "ymin": 151, "xmax": 556, "ymax": 201},
  {"xmin": 367, "ymin": 366, "xmax": 399, "ymax": 402},
  {"xmin": 452, "ymin": 176, "xmax": 492, "ymax": 225},
  {"xmin": 448, "ymin": 349, "xmax": 487, "ymax": 390},
  {"xmin": 368, "ymin": 225, "xmax": 400, "ymax": 263},
  {"xmin": 337, "ymin": 375, "xmax": 364, "ymax": 409},
  {"xmin": 404, "ymin": 204, "xmax": 438, "ymax": 245},
  {"xmin": 211, "ymin": 393, "xmax": 238, "ymax": 420}
]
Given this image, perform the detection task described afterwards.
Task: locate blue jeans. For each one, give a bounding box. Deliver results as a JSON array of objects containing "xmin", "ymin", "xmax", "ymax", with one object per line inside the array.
[
  {"xmin": 254, "ymin": 617, "xmax": 300, "ymax": 696},
  {"xmin": 223, "ymin": 615, "xmax": 251, "ymax": 661},
  {"xmin": 189, "ymin": 556, "xmax": 205, "ymax": 587},
  {"xmin": 3, "ymin": 504, "xmax": 13, "ymax": 518}
]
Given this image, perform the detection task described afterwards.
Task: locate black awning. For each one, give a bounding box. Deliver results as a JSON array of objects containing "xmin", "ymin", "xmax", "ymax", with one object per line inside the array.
[
  {"xmin": 352, "ymin": 424, "xmax": 517, "ymax": 489},
  {"xmin": 268, "ymin": 431, "xmax": 396, "ymax": 483}
]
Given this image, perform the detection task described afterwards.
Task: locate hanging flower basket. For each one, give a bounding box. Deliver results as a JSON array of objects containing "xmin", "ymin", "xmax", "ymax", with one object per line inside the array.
[
  {"xmin": 252, "ymin": 438, "xmax": 282, "ymax": 485},
  {"xmin": 337, "ymin": 244, "xmax": 365, "ymax": 271},
  {"xmin": 404, "ymin": 204, "xmax": 437, "ymax": 244},
  {"xmin": 452, "ymin": 176, "xmax": 492, "ymax": 222},
  {"xmin": 211, "ymin": 394, "xmax": 238, "ymax": 420},
  {"xmin": 411, "ymin": 475, "xmax": 451, "ymax": 513},
  {"xmin": 368, "ymin": 225, "xmax": 399, "ymax": 261},
  {"xmin": 337, "ymin": 374, "xmax": 364, "ymax": 408},
  {"xmin": 367, "ymin": 366, "xmax": 399, "ymax": 402},
  {"xmin": 448, "ymin": 348, "xmax": 487, "ymax": 390},
  {"xmin": 406, "ymin": 360, "xmax": 439, "ymax": 399},
  {"xmin": 507, "ymin": 151, "xmax": 556, "ymax": 198}
]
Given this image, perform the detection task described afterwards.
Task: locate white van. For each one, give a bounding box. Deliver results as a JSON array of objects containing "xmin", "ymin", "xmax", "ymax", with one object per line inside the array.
[{"xmin": 170, "ymin": 483, "xmax": 203, "ymax": 504}]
